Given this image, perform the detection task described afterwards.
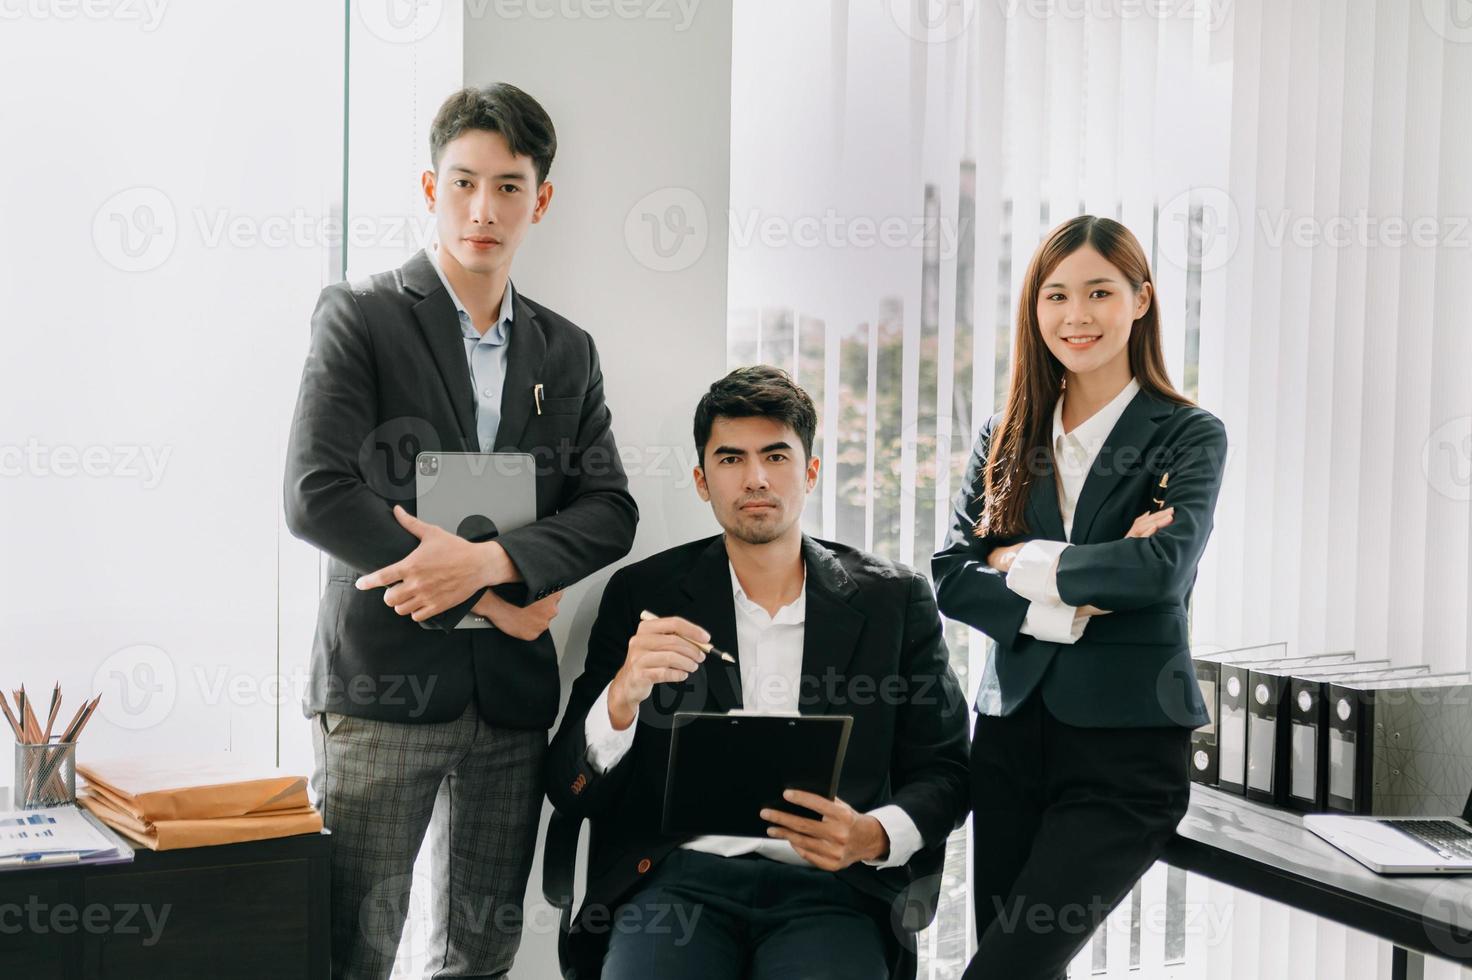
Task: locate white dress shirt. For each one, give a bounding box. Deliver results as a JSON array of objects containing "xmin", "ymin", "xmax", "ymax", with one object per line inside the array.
[
  {"xmin": 1005, "ymin": 377, "xmax": 1140, "ymax": 644},
  {"xmin": 583, "ymin": 562, "xmax": 923, "ymax": 869}
]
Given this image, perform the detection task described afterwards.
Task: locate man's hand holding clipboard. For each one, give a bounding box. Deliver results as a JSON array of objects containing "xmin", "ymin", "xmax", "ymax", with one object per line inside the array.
[
  {"xmin": 603, "ymin": 610, "xmax": 892, "ymax": 871},
  {"xmin": 760, "ymin": 789, "xmax": 892, "ymax": 871}
]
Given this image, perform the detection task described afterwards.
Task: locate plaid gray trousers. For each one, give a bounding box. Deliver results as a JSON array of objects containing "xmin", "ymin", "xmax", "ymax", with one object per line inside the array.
[{"xmin": 311, "ymin": 702, "xmax": 546, "ymax": 979}]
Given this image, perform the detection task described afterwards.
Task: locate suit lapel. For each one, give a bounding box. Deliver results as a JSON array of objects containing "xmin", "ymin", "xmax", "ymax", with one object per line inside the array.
[
  {"xmin": 798, "ymin": 536, "xmax": 865, "ymax": 717},
  {"xmin": 494, "ymin": 291, "xmax": 548, "ymax": 452},
  {"xmin": 1025, "ymin": 454, "xmax": 1067, "ymax": 543},
  {"xmin": 673, "ymin": 536, "xmax": 868, "ymax": 716},
  {"xmin": 402, "ymin": 250, "xmax": 477, "ymax": 449},
  {"xmin": 1068, "ymin": 389, "xmax": 1172, "ymax": 543},
  {"xmin": 677, "ymin": 537, "xmax": 744, "ymax": 712}
]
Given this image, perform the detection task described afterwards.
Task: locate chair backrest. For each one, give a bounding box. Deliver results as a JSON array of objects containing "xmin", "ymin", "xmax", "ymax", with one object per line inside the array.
[{"xmin": 540, "ymin": 808, "xmax": 583, "ymax": 980}]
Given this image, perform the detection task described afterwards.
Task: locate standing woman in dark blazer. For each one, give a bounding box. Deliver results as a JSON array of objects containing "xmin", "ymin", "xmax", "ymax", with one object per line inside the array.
[{"xmin": 933, "ymin": 215, "xmax": 1227, "ymax": 979}]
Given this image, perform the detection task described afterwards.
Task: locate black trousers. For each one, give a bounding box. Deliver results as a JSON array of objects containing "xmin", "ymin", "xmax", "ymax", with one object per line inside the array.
[
  {"xmin": 600, "ymin": 849, "xmax": 890, "ymax": 980},
  {"xmin": 963, "ymin": 691, "xmax": 1191, "ymax": 980}
]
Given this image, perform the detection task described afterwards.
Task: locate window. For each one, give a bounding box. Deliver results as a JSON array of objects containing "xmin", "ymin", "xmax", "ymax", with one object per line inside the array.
[{"xmin": 729, "ymin": 2, "xmax": 1224, "ymax": 973}]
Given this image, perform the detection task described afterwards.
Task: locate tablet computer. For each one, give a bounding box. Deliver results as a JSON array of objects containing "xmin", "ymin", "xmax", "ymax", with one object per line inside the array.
[
  {"xmin": 661, "ymin": 711, "xmax": 853, "ymax": 838},
  {"xmin": 415, "ymin": 451, "xmax": 537, "ymax": 629}
]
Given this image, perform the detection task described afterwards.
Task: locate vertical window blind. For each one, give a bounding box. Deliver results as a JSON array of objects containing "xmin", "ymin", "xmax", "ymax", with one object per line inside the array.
[{"xmin": 728, "ymin": 1, "xmax": 1472, "ymax": 976}]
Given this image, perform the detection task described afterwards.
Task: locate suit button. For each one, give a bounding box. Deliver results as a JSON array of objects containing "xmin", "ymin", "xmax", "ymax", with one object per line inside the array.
[{"xmin": 636, "ymin": 858, "xmax": 652, "ymax": 874}]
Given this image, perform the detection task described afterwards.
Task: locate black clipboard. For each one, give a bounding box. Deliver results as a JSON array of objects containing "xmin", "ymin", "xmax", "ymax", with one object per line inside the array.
[{"xmin": 661, "ymin": 711, "xmax": 853, "ymax": 838}]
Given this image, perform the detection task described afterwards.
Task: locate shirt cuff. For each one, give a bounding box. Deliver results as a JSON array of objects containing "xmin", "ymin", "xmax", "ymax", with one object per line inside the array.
[
  {"xmin": 862, "ymin": 804, "xmax": 925, "ymax": 869},
  {"xmin": 584, "ymin": 682, "xmax": 637, "ymax": 775},
  {"xmin": 1020, "ymin": 600, "xmax": 1090, "ymax": 645},
  {"xmin": 1006, "ymin": 539, "xmax": 1070, "ymax": 605}
]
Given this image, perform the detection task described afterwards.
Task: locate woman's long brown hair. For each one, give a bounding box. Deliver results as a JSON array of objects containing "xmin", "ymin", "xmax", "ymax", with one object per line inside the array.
[{"xmin": 976, "ymin": 215, "xmax": 1193, "ymax": 538}]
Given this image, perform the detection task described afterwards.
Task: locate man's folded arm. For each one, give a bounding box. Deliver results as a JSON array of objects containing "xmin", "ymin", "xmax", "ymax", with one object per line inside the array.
[
  {"xmin": 283, "ymin": 284, "xmax": 482, "ymax": 630},
  {"xmin": 493, "ymin": 334, "xmax": 638, "ymax": 600}
]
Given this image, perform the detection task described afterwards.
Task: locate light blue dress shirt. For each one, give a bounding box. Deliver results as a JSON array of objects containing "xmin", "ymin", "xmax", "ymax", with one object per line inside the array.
[{"xmin": 428, "ymin": 245, "xmax": 516, "ymax": 453}]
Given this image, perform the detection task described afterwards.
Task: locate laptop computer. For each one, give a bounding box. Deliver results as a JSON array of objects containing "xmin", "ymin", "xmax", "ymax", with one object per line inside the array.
[{"xmin": 1304, "ymin": 787, "xmax": 1472, "ymax": 874}]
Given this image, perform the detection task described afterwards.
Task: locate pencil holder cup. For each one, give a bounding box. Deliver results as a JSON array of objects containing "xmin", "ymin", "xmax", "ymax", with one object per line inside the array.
[{"xmin": 14, "ymin": 741, "xmax": 77, "ymax": 809}]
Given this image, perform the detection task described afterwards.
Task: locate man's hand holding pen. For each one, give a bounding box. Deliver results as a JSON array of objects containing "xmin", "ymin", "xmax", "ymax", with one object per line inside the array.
[{"xmin": 606, "ymin": 614, "xmax": 712, "ymax": 731}]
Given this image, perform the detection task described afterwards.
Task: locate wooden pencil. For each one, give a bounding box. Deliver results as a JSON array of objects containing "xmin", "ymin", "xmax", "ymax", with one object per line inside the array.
[
  {"xmin": 18, "ymin": 688, "xmax": 42, "ymax": 742},
  {"xmin": 69, "ymin": 695, "xmax": 102, "ymax": 742},
  {"xmin": 57, "ymin": 699, "xmax": 90, "ymax": 743},
  {"xmin": 0, "ymin": 695, "xmax": 21, "ymax": 741},
  {"xmin": 42, "ymin": 683, "xmax": 60, "ymax": 742}
]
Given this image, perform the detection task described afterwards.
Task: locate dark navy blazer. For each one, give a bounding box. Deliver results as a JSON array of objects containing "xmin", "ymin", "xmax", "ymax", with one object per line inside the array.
[{"xmin": 932, "ymin": 387, "xmax": 1227, "ymax": 728}]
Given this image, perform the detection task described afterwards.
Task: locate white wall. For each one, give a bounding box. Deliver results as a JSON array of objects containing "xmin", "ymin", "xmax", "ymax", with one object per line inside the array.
[
  {"xmin": 0, "ymin": 1, "xmax": 341, "ymax": 772},
  {"xmin": 459, "ymin": 3, "xmax": 733, "ymax": 976}
]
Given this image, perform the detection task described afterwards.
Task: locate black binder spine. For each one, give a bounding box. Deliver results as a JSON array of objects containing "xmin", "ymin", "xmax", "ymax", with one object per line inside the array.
[
  {"xmin": 1287, "ymin": 676, "xmax": 1327, "ymax": 812},
  {"xmin": 1324, "ymin": 683, "xmax": 1374, "ymax": 814},
  {"xmin": 1245, "ymin": 670, "xmax": 1289, "ymax": 805},
  {"xmin": 1216, "ymin": 663, "xmax": 1252, "ymax": 795},
  {"xmin": 1189, "ymin": 659, "xmax": 1221, "ymax": 786}
]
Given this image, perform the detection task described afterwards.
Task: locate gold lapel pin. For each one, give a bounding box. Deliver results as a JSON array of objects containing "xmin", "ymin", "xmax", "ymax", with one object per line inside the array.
[{"xmin": 1151, "ymin": 471, "xmax": 1170, "ymax": 512}]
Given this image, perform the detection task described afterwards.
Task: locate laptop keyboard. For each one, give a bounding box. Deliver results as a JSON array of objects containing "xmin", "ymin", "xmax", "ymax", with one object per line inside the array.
[{"xmin": 1386, "ymin": 820, "xmax": 1472, "ymax": 860}]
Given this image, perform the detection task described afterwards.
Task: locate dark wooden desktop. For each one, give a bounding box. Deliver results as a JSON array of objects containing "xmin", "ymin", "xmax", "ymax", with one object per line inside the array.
[
  {"xmin": 0, "ymin": 830, "xmax": 330, "ymax": 980},
  {"xmin": 1165, "ymin": 785, "xmax": 1472, "ymax": 978}
]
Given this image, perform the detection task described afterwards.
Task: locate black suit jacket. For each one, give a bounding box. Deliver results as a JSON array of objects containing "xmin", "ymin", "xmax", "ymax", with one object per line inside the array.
[
  {"xmin": 283, "ymin": 250, "xmax": 638, "ymax": 729},
  {"xmin": 932, "ymin": 388, "xmax": 1226, "ymax": 728},
  {"xmin": 544, "ymin": 534, "xmax": 970, "ymax": 973}
]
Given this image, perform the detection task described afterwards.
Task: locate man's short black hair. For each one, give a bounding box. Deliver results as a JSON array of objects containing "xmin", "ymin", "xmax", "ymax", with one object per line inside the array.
[
  {"xmin": 693, "ymin": 366, "xmax": 818, "ymax": 464},
  {"xmin": 429, "ymin": 83, "xmax": 557, "ymax": 185}
]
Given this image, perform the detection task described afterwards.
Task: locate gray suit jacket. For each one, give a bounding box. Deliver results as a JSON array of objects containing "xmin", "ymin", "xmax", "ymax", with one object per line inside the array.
[{"xmin": 284, "ymin": 249, "xmax": 638, "ymax": 729}]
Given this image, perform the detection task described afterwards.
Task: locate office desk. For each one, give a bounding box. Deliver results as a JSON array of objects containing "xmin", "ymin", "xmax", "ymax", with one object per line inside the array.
[
  {"xmin": 0, "ymin": 829, "xmax": 330, "ymax": 979},
  {"xmin": 1164, "ymin": 786, "xmax": 1472, "ymax": 979}
]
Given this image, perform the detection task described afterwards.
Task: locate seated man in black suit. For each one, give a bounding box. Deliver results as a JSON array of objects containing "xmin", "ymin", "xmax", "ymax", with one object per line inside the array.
[{"xmin": 545, "ymin": 365, "xmax": 969, "ymax": 980}]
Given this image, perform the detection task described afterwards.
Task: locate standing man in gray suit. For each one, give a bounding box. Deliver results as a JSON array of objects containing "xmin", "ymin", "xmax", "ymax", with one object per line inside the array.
[{"xmin": 284, "ymin": 83, "xmax": 638, "ymax": 979}]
